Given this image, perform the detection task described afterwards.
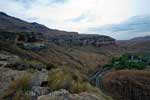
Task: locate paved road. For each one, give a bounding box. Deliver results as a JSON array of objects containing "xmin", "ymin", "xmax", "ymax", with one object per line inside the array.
[
  {"xmin": 89, "ymin": 68, "xmax": 111, "ymax": 88},
  {"xmin": 89, "ymin": 68, "xmax": 112, "ymax": 97}
]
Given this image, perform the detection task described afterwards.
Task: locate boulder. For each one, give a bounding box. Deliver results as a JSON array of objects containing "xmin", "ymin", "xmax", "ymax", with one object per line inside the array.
[
  {"xmin": 38, "ymin": 89, "xmax": 103, "ymax": 100},
  {"xmin": 30, "ymin": 86, "xmax": 50, "ymax": 99},
  {"xmin": 30, "ymin": 71, "xmax": 48, "ymax": 87}
]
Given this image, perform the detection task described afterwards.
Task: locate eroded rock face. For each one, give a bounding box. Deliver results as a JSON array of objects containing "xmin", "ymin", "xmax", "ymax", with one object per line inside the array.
[
  {"xmin": 29, "ymin": 71, "xmax": 50, "ymax": 99},
  {"xmin": 0, "ymin": 52, "xmax": 19, "ymax": 65},
  {"xmin": 0, "ymin": 51, "xmax": 28, "ymax": 70},
  {"xmin": 102, "ymin": 70, "xmax": 150, "ymax": 100},
  {"xmin": 48, "ymin": 34, "xmax": 115, "ymax": 47},
  {"xmin": 37, "ymin": 89, "xmax": 102, "ymax": 100}
]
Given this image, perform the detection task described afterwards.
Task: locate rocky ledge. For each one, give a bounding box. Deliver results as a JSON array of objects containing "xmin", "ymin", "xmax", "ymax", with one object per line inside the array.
[
  {"xmin": 38, "ymin": 89, "xmax": 103, "ymax": 100},
  {"xmin": 0, "ymin": 31, "xmax": 115, "ymax": 48},
  {"xmin": 48, "ymin": 34, "xmax": 115, "ymax": 47}
]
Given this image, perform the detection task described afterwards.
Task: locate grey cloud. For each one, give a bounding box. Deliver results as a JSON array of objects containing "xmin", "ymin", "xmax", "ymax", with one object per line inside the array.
[
  {"xmin": 67, "ymin": 13, "xmax": 91, "ymax": 23},
  {"xmin": 87, "ymin": 15, "xmax": 150, "ymax": 39}
]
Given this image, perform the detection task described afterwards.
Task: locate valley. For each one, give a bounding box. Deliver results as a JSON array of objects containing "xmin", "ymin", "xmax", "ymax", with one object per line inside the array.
[{"xmin": 0, "ymin": 12, "xmax": 150, "ymax": 100}]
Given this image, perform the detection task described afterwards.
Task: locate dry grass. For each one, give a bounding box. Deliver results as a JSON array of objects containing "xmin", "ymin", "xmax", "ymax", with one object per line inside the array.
[
  {"xmin": 104, "ymin": 70, "xmax": 150, "ymax": 81},
  {"xmin": 3, "ymin": 74, "xmax": 31, "ymax": 100},
  {"xmin": 48, "ymin": 68, "xmax": 100, "ymax": 94},
  {"xmin": 71, "ymin": 81, "xmax": 99, "ymax": 93},
  {"xmin": 102, "ymin": 70, "xmax": 150, "ymax": 100},
  {"xmin": 102, "ymin": 70, "xmax": 150, "ymax": 89}
]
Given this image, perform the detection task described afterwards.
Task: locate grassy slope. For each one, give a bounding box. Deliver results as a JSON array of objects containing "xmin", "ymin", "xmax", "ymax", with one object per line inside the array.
[
  {"xmin": 0, "ymin": 40, "xmax": 123, "ymax": 75},
  {"xmin": 102, "ymin": 70, "xmax": 150, "ymax": 100}
]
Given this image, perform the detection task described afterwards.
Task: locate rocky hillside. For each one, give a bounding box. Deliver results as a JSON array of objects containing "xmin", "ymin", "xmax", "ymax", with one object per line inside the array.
[
  {"xmin": 0, "ymin": 47, "xmax": 115, "ymax": 100},
  {"xmin": 0, "ymin": 12, "xmax": 115, "ymax": 47},
  {"xmin": 0, "ymin": 12, "xmax": 119, "ymax": 100},
  {"xmin": 117, "ymin": 36, "xmax": 150, "ymax": 53},
  {"xmin": 2, "ymin": 12, "xmax": 150, "ymax": 100}
]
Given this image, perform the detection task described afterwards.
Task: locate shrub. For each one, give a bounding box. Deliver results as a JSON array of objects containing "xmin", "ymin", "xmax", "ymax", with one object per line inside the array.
[
  {"xmin": 21, "ymin": 59, "xmax": 46, "ymax": 71},
  {"xmin": 21, "ymin": 59, "xmax": 42, "ymax": 66},
  {"xmin": 48, "ymin": 68, "xmax": 99, "ymax": 94},
  {"xmin": 105, "ymin": 53, "xmax": 147, "ymax": 70},
  {"xmin": 71, "ymin": 81, "xmax": 99, "ymax": 93},
  {"xmin": 13, "ymin": 91, "xmax": 31, "ymax": 100},
  {"xmin": 48, "ymin": 68, "xmax": 73, "ymax": 91},
  {"xmin": 3, "ymin": 74, "xmax": 31, "ymax": 100},
  {"xmin": 45, "ymin": 63, "xmax": 57, "ymax": 70}
]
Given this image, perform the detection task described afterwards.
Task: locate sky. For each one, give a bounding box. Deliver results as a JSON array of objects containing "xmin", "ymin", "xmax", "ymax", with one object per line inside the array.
[{"xmin": 0, "ymin": 0, "xmax": 150, "ymax": 39}]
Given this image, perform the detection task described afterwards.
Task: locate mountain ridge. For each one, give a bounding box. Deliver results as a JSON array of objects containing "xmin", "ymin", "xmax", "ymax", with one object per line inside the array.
[
  {"xmin": 0, "ymin": 12, "xmax": 78, "ymax": 37},
  {"xmin": 0, "ymin": 12, "xmax": 116, "ymax": 47},
  {"xmin": 130, "ymin": 35, "xmax": 150, "ymax": 42}
]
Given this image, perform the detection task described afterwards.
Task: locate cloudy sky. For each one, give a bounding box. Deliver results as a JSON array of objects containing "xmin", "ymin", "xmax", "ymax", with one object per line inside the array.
[{"xmin": 0, "ymin": 0, "xmax": 150, "ymax": 39}]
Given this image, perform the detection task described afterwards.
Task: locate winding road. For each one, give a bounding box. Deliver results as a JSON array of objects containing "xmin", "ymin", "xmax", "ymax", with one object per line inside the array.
[
  {"xmin": 89, "ymin": 68, "xmax": 111, "ymax": 88},
  {"xmin": 89, "ymin": 67, "xmax": 112, "ymax": 97}
]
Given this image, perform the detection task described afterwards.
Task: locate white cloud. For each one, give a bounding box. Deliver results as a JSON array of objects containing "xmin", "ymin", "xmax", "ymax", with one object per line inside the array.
[{"xmin": 0, "ymin": 0, "xmax": 149, "ymax": 35}]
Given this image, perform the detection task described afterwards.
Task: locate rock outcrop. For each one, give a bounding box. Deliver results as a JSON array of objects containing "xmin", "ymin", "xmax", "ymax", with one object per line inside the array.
[
  {"xmin": 0, "ymin": 30, "xmax": 115, "ymax": 48},
  {"xmin": 0, "ymin": 51, "xmax": 50, "ymax": 98},
  {"xmin": 0, "ymin": 51, "xmax": 20, "ymax": 68},
  {"xmin": 48, "ymin": 34, "xmax": 115, "ymax": 47},
  {"xmin": 30, "ymin": 71, "xmax": 50, "ymax": 99},
  {"xmin": 38, "ymin": 89, "xmax": 103, "ymax": 100}
]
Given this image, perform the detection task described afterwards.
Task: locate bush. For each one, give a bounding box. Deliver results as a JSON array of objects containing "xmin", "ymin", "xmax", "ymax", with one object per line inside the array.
[
  {"xmin": 71, "ymin": 81, "xmax": 99, "ymax": 93},
  {"xmin": 48, "ymin": 68, "xmax": 72, "ymax": 91},
  {"xmin": 21, "ymin": 59, "xmax": 42, "ymax": 66},
  {"xmin": 48, "ymin": 68, "xmax": 99, "ymax": 93},
  {"xmin": 21, "ymin": 59, "xmax": 46, "ymax": 71},
  {"xmin": 105, "ymin": 53, "xmax": 147, "ymax": 70},
  {"xmin": 13, "ymin": 91, "xmax": 31, "ymax": 100},
  {"xmin": 45, "ymin": 63, "xmax": 57, "ymax": 70},
  {"xmin": 3, "ymin": 74, "xmax": 31, "ymax": 100}
]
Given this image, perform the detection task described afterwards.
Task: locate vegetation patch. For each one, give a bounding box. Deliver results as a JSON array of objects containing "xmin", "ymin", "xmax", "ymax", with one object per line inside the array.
[
  {"xmin": 3, "ymin": 74, "xmax": 31, "ymax": 100},
  {"xmin": 48, "ymin": 68, "xmax": 99, "ymax": 94},
  {"xmin": 21, "ymin": 59, "xmax": 45, "ymax": 71},
  {"xmin": 104, "ymin": 53, "xmax": 150, "ymax": 70}
]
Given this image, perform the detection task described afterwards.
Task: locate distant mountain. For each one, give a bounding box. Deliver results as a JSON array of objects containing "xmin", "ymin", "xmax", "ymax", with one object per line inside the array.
[
  {"xmin": 117, "ymin": 35, "xmax": 150, "ymax": 52},
  {"xmin": 0, "ymin": 12, "xmax": 115, "ymax": 47},
  {"xmin": 130, "ymin": 36, "xmax": 150, "ymax": 42},
  {"xmin": 88, "ymin": 15, "xmax": 150, "ymax": 40},
  {"xmin": 0, "ymin": 12, "xmax": 78, "ymax": 37}
]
